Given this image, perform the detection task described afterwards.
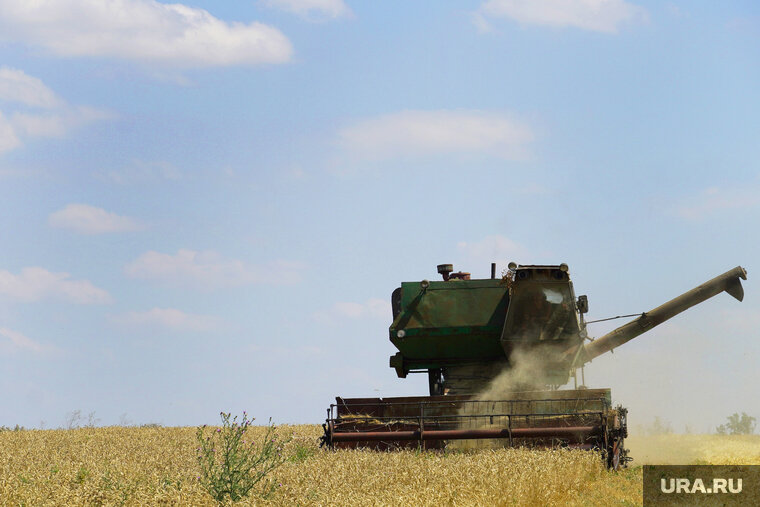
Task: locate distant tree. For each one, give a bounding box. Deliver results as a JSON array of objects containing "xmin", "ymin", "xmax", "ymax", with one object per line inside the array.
[
  {"xmin": 716, "ymin": 412, "xmax": 756, "ymax": 435},
  {"xmin": 635, "ymin": 416, "xmax": 674, "ymax": 435},
  {"xmin": 118, "ymin": 413, "xmax": 132, "ymax": 427},
  {"xmin": 85, "ymin": 411, "xmax": 100, "ymax": 428},
  {"xmin": 649, "ymin": 416, "xmax": 673, "ymax": 435},
  {"xmin": 65, "ymin": 410, "xmax": 82, "ymax": 430}
]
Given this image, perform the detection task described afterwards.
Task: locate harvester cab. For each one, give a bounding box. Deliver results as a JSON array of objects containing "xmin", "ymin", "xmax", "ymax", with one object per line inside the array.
[
  {"xmin": 323, "ymin": 262, "xmax": 747, "ymax": 469},
  {"xmin": 500, "ymin": 263, "xmax": 585, "ymax": 387}
]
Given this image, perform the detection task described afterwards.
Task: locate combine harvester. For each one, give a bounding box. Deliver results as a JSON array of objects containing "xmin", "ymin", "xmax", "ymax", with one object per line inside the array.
[{"xmin": 322, "ymin": 263, "xmax": 747, "ymax": 468}]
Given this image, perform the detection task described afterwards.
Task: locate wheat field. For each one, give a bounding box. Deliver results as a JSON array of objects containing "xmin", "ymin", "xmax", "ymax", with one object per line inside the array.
[{"xmin": 2, "ymin": 425, "xmax": 759, "ymax": 506}]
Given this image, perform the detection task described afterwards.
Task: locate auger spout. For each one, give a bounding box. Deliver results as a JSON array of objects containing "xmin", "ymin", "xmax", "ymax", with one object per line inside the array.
[{"xmin": 578, "ymin": 266, "xmax": 747, "ymax": 363}]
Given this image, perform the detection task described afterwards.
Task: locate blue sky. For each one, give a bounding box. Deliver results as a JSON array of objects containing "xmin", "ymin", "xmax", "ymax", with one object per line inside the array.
[{"xmin": 0, "ymin": 0, "xmax": 758, "ymax": 431}]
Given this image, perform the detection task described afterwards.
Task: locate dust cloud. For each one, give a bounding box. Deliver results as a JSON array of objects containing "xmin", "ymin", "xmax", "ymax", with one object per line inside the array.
[
  {"xmin": 474, "ymin": 348, "xmax": 553, "ymax": 401},
  {"xmin": 449, "ymin": 348, "xmax": 557, "ymax": 450}
]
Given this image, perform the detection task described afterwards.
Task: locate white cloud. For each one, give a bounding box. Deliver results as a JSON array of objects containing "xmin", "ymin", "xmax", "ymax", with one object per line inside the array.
[
  {"xmin": 332, "ymin": 298, "xmax": 390, "ymax": 319},
  {"xmin": 474, "ymin": 0, "xmax": 647, "ymax": 34},
  {"xmin": 725, "ymin": 17, "xmax": 760, "ymax": 36},
  {"xmin": 248, "ymin": 343, "xmax": 322, "ymax": 357},
  {"xmin": 665, "ymin": 3, "xmax": 684, "ymax": 19},
  {"xmin": 125, "ymin": 249, "xmax": 304, "ymax": 288},
  {"xmin": 113, "ymin": 307, "xmax": 219, "ymax": 332},
  {"xmin": 10, "ymin": 113, "xmax": 68, "ymax": 138},
  {"xmin": 0, "ymin": 267, "xmax": 112, "ymax": 304},
  {"xmin": 48, "ymin": 204, "xmax": 142, "ymax": 234},
  {"xmin": 264, "ymin": 0, "xmax": 351, "ymax": 20},
  {"xmin": 314, "ymin": 298, "xmax": 391, "ymax": 325},
  {"xmin": 675, "ymin": 185, "xmax": 760, "ymax": 220},
  {"xmin": 0, "ymin": 0, "xmax": 293, "ymax": 68},
  {"xmin": 0, "ymin": 111, "xmax": 20, "ymax": 153},
  {"xmin": 457, "ymin": 235, "xmax": 529, "ymax": 273},
  {"xmin": 0, "ymin": 327, "xmax": 53, "ymax": 353},
  {"xmin": 471, "ymin": 12, "xmax": 495, "ymax": 34},
  {"xmin": 517, "ymin": 182, "xmax": 551, "ymax": 195},
  {"xmin": 94, "ymin": 160, "xmax": 182, "ymax": 185},
  {"xmin": 339, "ymin": 110, "xmax": 533, "ymax": 160},
  {"xmin": 11, "ymin": 106, "xmax": 113, "ymax": 139},
  {"xmin": 0, "ymin": 67, "xmax": 112, "ymax": 154},
  {"xmin": 0, "ymin": 66, "xmax": 62, "ymax": 108}
]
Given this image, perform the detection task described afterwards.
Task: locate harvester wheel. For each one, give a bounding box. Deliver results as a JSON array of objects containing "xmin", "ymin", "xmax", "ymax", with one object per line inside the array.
[{"xmin": 608, "ymin": 438, "xmax": 624, "ymax": 471}]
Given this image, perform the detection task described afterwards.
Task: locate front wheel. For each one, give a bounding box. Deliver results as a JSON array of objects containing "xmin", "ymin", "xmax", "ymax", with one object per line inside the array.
[{"xmin": 607, "ymin": 438, "xmax": 630, "ymax": 470}]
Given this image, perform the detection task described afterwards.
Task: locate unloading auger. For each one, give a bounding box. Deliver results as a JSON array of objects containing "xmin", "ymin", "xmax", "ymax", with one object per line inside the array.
[{"xmin": 322, "ymin": 263, "xmax": 747, "ymax": 469}]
